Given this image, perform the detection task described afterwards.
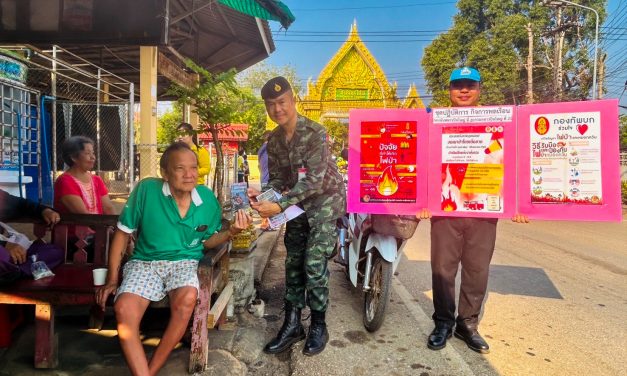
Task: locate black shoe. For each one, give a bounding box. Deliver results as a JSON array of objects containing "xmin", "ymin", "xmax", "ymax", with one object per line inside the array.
[
  {"xmin": 263, "ymin": 303, "xmax": 306, "ymax": 354},
  {"xmin": 427, "ymin": 324, "xmax": 453, "ymax": 350},
  {"xmin": 454, "ymin": 324, "xmax": 490, "ymax": 354},
  {"xmin": 303, "ymin": 310, "xmax": 329, "ymax": 356}
]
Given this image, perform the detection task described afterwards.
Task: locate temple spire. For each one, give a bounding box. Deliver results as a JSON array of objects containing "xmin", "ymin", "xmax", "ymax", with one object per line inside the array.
[{"xmin": 349, "ymin": 19, "xmax": 359, "ymax": 41}]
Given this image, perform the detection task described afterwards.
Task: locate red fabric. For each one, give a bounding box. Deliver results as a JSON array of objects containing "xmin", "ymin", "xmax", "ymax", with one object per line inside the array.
[{"xmin": 53, "ymin": 173, "xmax": 108, "ymax": 214}]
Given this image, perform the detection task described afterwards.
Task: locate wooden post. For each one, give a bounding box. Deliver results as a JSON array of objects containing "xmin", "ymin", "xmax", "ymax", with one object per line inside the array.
[
  {"xmin": 526, "ymin": 23, "xmax": 534, "ymax": 104},
  {"xmin": 35, "ymin": 304, "xmax": 57, "ymax": 368},
  {"xmin": 188, "ymin": 260, "xmax": 214, "ymax": 373},
  {"xmin": 139, "ymin": 46, "xmax": 159, "ymax": 179}
]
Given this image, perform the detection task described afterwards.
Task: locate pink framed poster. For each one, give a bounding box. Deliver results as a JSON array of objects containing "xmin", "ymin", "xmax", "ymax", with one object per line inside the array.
[
  {"xmin": 427, "ymin": 106, "xmax": 517, "ymax": 218},
  {"xmin": 517, "ymin": 99, "xmax": 621, "ymax": 221},
  {"xmin": 347, "ymin": 109, "xmax": 429, "ymax": 214}
]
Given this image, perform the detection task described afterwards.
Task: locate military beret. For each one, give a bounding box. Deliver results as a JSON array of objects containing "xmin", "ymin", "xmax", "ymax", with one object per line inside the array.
[{"xmin": 261, "ymin": 76, "xmax": 292, "ymax": 100}]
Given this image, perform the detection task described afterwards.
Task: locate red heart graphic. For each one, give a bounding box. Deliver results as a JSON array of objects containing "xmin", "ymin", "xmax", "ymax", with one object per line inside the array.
[{"xmin": 577, "ymin": 124, "xmax": 588, "ymax": 135}]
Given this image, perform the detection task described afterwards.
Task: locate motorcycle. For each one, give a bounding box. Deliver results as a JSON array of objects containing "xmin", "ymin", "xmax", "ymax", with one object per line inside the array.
[{"xmin": 335, "ymin": 213, "xmax": 420, "ymax": 332}]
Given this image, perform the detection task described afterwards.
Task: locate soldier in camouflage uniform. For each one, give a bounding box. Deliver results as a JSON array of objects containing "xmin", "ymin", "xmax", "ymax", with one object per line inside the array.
[{"xmin": 249, "ymin": 76, "xmax": 346, "ymax": 356}]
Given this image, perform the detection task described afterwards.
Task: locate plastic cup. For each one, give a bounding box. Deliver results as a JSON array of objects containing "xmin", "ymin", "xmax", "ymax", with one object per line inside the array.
[{"xmin": 92, "ymin": 268, "xmax": 108, "ymax": 286}]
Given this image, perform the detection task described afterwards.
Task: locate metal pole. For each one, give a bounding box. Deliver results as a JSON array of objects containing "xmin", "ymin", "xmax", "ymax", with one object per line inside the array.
[
  {"xmin": 96, "ymin": 68, "xmax": 101, "ymax": 172},
  {"xmin": 36, "ymin": 93, "xmax": 42, "ymax": 201},
  {"xmin": 129, "ymin": 83, "xmax": 135, "ymax": 190},
  {"xmin": 51, "ymin": 46, "xmax": 57, "ymax": 176},
  {"xmin": 591, "ymin": 8, "xmax": 599, "ymax": 100}
]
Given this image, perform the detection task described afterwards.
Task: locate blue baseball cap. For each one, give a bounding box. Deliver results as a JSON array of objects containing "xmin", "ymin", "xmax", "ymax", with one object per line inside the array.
[{"xmin": 449, "ymin": 67, "xmax": 481, "ymax": 83}]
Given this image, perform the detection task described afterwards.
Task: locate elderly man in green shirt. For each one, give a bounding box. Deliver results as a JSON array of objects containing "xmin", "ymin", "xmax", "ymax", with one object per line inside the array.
[{"xmin": 96, "ymin": 142, "xmax": 251, "ymax": 376}]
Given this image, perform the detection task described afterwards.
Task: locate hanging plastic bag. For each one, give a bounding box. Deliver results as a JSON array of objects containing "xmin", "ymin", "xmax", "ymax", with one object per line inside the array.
[{"xmin": 30, "ymin": 254, "xmax": 55, "ymax": 280}]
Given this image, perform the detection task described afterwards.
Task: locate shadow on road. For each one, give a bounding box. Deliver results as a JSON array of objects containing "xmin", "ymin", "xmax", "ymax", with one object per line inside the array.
[{"xmin": 489, "ymin": 264, "xmax": 563, "ymax": 299}]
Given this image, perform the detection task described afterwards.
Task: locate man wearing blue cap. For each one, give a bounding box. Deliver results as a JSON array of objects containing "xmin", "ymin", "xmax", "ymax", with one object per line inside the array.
[{"xmin": 419, "ymin": 67, "xmax": 529, "ymax": 354}]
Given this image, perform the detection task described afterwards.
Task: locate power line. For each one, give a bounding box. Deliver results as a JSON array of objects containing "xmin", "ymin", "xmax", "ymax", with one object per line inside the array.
[{"xmin": 291, "ymin": 1, "xmax": 456, "ymax": 12}]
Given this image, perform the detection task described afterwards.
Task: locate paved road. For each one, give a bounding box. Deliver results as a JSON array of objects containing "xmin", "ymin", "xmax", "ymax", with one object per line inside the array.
[
  {"xmin": 284, "ymin": 213, "xmax": 627, "ymax": 376},
  {"xmin": 395, "ymin": 215, "xmax": 627, "ymax": 376}
]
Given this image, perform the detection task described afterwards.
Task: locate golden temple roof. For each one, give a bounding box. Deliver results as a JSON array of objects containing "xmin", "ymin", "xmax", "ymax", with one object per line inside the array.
[{"xmin": 298, "ymin": 21, "xmax": 423, "ymax": 122}]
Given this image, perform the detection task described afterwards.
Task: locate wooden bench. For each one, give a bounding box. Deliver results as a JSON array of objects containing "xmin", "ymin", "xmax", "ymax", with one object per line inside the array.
[{"xmin": 0, "ymin": 213, "xmax": 233, "ymax": 373}]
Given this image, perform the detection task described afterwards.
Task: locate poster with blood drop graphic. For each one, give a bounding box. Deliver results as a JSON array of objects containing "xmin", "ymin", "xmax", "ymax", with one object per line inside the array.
[
  {"xmin": 427, "ymin": 106, "xmax": 517, "ymax": 218},
  {"xmin": 347, "ymin": 109, "xmax": 429, "ymax": 214},
  {"xmin": 517, "ymin": 99, "xmax": 621, "ymax": 221}
]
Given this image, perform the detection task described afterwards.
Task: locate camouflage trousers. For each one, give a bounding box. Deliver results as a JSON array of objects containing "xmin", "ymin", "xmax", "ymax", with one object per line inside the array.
[{"xmin": 284, "ymin": 213, "xmax": 338, "ymax": 312}]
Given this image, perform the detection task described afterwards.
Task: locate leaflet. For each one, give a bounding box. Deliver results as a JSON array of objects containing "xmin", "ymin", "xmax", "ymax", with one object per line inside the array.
[
  {"xmin": 230, "ymin": 182, "xmax": 250, "ymax": 211},
  {"xmin": 256, "ymin": 189, "xmax": 282, "ymax": 203},
  {"xmin": 268, "ymin": 205, "xmax": 305, "ymax": 229},
  {"xmin": 256, "ymin": 189, "xmax": 304, "ymax": 228}
]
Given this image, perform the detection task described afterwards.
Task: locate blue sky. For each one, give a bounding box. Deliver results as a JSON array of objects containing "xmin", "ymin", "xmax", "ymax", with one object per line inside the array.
[{"xmin": 264, "ymin": 0, "xmax": 626, "ymax": 109}]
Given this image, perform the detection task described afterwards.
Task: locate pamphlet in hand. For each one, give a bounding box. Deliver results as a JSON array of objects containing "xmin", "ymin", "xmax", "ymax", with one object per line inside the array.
[
  {"xmin": 256, "ymin": 189, "xmax": 304, "ymax": 228},
  {"xmin": 268, "ymin": 205, "xmax": 305, "ymax": 229},
  {"xmin": 231, "ymin": 183, "xmax": 250, "ymax": 211},
  {"xmin": 256, "ymin": 188, "xmax": 282, "ymax": 203}
]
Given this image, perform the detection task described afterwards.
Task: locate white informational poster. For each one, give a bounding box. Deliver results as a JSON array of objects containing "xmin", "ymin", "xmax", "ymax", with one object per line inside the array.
[{"xmin": 529, "ymin": 112, "xmax": 602, "ymax": 205}]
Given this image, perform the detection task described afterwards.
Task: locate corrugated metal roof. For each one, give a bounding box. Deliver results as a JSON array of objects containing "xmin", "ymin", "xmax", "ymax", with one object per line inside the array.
[{"xmin": 35, "ymin": 1, "xmax": 276, "ymax": 99}]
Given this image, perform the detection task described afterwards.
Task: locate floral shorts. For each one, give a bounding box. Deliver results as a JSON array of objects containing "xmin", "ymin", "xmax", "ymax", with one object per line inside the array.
[{"xmin": 115, "ymin": 259, "xmax": 199, "ymax": 302}]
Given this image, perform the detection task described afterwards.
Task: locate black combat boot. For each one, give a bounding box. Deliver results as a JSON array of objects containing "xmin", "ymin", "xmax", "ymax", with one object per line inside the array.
[
  {"xmin": 303, "ymin": 310, "xmax": 329, "ymax": 356},
  {"xmin": 263, "ymin": 303, "xmax": 306, "ymax": 354}
]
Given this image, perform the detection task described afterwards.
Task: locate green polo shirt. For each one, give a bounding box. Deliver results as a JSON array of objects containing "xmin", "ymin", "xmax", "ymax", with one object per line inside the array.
[{"xmin": 117, "ymin": 178, "xmax": 222, "ymax": 261}]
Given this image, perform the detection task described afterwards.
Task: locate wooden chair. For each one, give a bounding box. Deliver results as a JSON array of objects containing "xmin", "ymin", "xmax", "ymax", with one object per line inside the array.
[{"xmin": 0, "ymin": 213, "xmax": 117, "ymax": 368}]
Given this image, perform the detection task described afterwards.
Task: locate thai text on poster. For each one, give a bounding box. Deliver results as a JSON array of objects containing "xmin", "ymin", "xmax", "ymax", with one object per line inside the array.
[
  {"xmin": 359, "ymin": 121, "xmax": 417, "ymax": 204},
  {"xmin": 434, "ymin": 106, "xmax": 513, "ymax": 214},
  {"xmin": 529, "ymin": 112, "xmax": 602, "ymax": 204}
]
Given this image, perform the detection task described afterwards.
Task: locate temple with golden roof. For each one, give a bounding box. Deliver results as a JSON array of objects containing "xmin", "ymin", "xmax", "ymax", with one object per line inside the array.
[{"xmin": 296, "ymin": 21, "xmax": 424, "ymax": 123}]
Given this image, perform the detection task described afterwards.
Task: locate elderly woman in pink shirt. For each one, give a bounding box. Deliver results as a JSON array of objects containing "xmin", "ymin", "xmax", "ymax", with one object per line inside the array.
[{"xmin": 54, "ymin": 136, "xmax": 115, "ymax": 216}]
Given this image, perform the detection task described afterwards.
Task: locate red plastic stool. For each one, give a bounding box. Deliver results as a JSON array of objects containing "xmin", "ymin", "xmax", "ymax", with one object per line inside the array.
[{"xmin": 0, "ymin": 304, "xmax": 24, "ymax": 347}]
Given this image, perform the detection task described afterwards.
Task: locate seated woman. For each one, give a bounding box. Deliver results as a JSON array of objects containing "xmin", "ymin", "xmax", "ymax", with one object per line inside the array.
[
  {"xmin": 96, "ymin": 142, "xmax": 252, "ymax": 376},
  {"xmin": 54, "ymin": 136, "xmax": 115, "ymax": 216},
  {"xmin": 0, "ymin": 189, "xmax": 63, "ymax": 285},
  {"xmin": 54, "ymin": 136, "xmax": 116, "ymax": 259}
]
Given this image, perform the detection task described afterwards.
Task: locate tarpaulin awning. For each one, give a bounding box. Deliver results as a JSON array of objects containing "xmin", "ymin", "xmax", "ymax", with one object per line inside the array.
[{"xmin": 218, "ymin": 0, "xmax": 295, "ymax": 29}]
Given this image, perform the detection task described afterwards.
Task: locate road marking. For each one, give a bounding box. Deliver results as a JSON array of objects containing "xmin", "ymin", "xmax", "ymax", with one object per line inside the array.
[{"xmin": 391, "ymin": 277, "xmax": 475, "ymax": 376}]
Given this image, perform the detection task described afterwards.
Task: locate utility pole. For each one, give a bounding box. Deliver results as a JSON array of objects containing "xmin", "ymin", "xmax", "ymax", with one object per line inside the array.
[
  {"xmin": 526, "ymin": 23, "xmax": 534, "ymax": 104},
  {"xmin": 597, "ymin": 53, "xmax": 606, "ymax": 99},
  {"xmin": 555, "ymin": 6, "xmax": 564, "ymax": 101}
]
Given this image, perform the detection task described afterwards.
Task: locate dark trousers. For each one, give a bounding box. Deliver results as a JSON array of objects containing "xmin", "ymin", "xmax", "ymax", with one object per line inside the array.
[
  {"xmin": 430, "ymin": 217, "xmax": 497, "ymax": 328},
  {"xmin": 0, "ymin": 242, "xmax": 64, "ymax": 281},
  {"xmin": 283, "ymin": 214, "xmax": 337, "ymax": 312}
]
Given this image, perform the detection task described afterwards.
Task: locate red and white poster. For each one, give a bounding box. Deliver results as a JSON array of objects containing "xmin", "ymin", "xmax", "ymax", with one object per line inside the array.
[
  {"xmin": 517, "ymin": 99, "xmax": 621, "ymax": 221},
  {"xmin": 347, "ymin": 109, "xmax": 429, "ymax": 214},
  {"xmin": 428, "ymin": 106, "xmax": 517, "ymax": 218}
]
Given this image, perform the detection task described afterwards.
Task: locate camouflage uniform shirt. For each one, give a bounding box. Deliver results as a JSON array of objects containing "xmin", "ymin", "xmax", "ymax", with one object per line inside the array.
[{"xmin": 265, "ymin": 115, "xmax": 346, "ymax": 225}]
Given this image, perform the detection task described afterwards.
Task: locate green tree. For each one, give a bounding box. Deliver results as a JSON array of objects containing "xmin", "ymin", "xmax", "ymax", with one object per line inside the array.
[
  {"xmin": 421, "ymin": 0, "xmax": 606, "ymax": 106},
  {"xmin": 231, "ymin": 91, "xmax": 267, "ymax": 154},
  {"xmin": 169, "ymin": 61, "xmax": 255, "ymax": 202},
  {"xmin": 237, "ymin": 61, "xmax": 302, "ymax": 95},
  {"xmin": 236, "ymin": 62, "xmax": 303, "ymax": 154},
  {"xmin": 322, "ymin": 120, "xmax": 349, "ymax": 157},
  {"xmin": 156, "ymin": 103, "xmax": 183, "ymax": 149}
]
